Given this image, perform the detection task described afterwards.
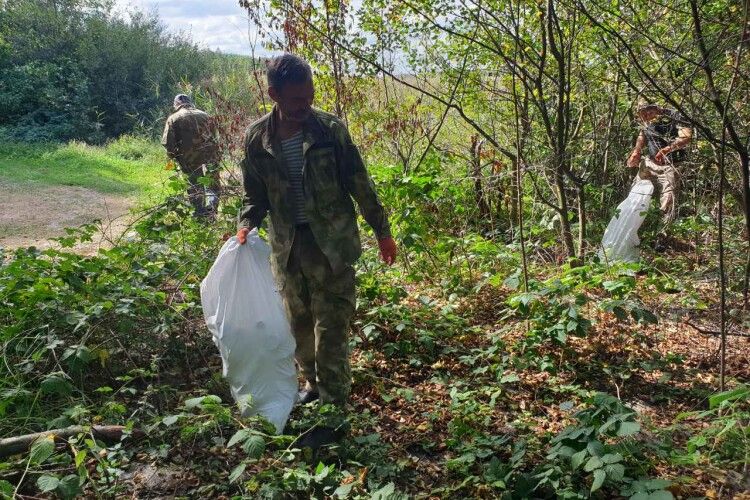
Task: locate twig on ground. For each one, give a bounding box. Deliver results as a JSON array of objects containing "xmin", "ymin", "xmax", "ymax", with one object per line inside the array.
[{"xmin": 686, "ymin": 321, "xmax": 750, "ymax": 338}]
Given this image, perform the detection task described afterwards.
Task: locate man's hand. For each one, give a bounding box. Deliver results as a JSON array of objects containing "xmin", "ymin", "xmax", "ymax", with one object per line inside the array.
[
  {"xmin": 627, "ymin": 151, "xmax": 641, "ymax": 168},
  {"xmin": 378, "ymin": 237, "xmax": 397, "ymax": 266},
  {"xmin": 653, "ymin": 147, "xmax": 670, "ymax": 165},
  {"xmin": 237, "ymin": 227, "xmax": 250, "ymax": 244}
]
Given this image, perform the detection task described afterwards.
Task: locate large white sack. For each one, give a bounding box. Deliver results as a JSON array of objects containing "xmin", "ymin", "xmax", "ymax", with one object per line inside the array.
[
  {"xmin": 200, "ymin": 232, "xmax": 297, "ymax": 433},
  {"xmin": 598, "ymin": 178, "xmax": 655, "ymax": 263}
]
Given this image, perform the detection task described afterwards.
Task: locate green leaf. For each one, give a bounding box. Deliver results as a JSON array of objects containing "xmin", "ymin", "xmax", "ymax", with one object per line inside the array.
[
  {"xmin": 354, "ymin": 433, "xmax": 380, "ymax": 445},
  {"xmin": 555, "ymin": 445, "xmax": 576, "ymax": 458},
  {"xmin": 612, "ymin": 306, "xmax": 628, "ymax": 320},
  {"xmin": 571, "ymin": 449, "xmax": 587, "ymax": 470},
  {"xmin": 74, "ymin": 450, "xmax": 86, "ymax": 469},
  {"xmin": 57, "ymin": 474, "xmax": 81, "ymax": 500},
  {"xmin": 314, "ymin": 462, "xmax": 331, "ymax": 481},
  {"xmin": 228, "ymin": 463, "xmax": 246, "ymax": 483},
  {"xmin": 604, "ymin": 463, "xmax": 625, "ymax": 481},
  {"xmin": 503, "ymin": 272, "xmax": 520, "ymax": 290},
  {"xmin": 708, "ymin": 386, "xmax": 750, "ymax": 409},
  {"xmin": 638, "ymin": 309, "xmax": 658, "ymax": 324},
  {"xmin": 40, "ymin": 374, "xmax": 74, "ymax": 396},
  {"xmin": 601, "ymin": 453, "xmax": 623, "ymax": 464},
  {"xmin": 184, "ymin": 395, "xmax": 221, "ymax": 409},
  {"xmin": 586, "ymin": 439, "xmax": 605, "ymax": 456},
  {"xmin": 584, "ymin": 455, "xmax": 603, "ymax": 472},
  {"xmin": 371, "ymin": 482, "xmax": 397, "ymax": 499},
  {"xmin": 72, "ymin": 345, "xmax": 94, "ymax": 363},
  {"xmin": 227, "ymin": 428, "xmax": 252, "ymax": 448},
  {"xmin": 598, "ymin": 415, "xmax": 619, "ymax": 435},
  {"xmin": 617, "ymin": 421, "xmax": 640, "ymax": 437},
  {"xmin": 36, "ymin": 474, "xmax": 60, "ymax": 492},
  {"xmin": 500, "ymin": 373, "xmax": 520, "ymax": 384},
  {"xmin": 242, "ymin": 435, "xmax": 265, "ymax": 459},
  {"xmin": 30, "ymin": 435, "xmax": 56, "ymax": 464},
  {"xmin": 646, "ymin": 491, "xmax": 674, "ymax": 500},
  {"xmin": 334, "ymin": 481, "xmax": 355, "ymax": 498},
  {"xmin": 716, "ymin": 418, "xmax": 738, "ymax": 438},
  {"xmin": 0, "ymin": 480, "xmax": 14, "ymax": 497},
  {"xmin": 591, "ymin": 469, "xmax": 606, "ymax": 492},
  {"xmin": 162, "ymin": 414, "xmax": 180, "ymax": 426},
  {"xmin": 644, "ymin": 479, "xmax": 672, "ymax": 490}
]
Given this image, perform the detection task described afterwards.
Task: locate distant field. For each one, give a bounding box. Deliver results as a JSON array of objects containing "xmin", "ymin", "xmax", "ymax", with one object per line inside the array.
[{"xmin": 0, "ymin": 137, "xmax": 171, "ymax": 250}]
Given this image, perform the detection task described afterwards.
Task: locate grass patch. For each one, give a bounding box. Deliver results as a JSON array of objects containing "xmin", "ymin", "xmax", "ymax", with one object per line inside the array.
[{"xmin": 0, "ymin": 136, "xmax": 170, "ymax": 200}]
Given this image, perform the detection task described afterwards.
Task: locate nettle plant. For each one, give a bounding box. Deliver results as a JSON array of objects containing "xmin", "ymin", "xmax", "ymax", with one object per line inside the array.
[
  {"xmin": 535, "ymin": 393, "xmax": 672, "ymax": 499},
  {"xmin": 504, "ymin": 263, "xmax": 657, "ymax": 359},
  {"xmin": 671, "ymin": 385, "xmax": 750, "ymax": 470},
  {"xmin": 506, "ymin": 277, "xmax": 591, "ymax": 348}
]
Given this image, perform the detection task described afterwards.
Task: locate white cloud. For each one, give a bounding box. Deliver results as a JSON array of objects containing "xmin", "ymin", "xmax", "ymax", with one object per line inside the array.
[{"xmin": 112, "ymin": 0, "xmax": 268, "ymax": 56}]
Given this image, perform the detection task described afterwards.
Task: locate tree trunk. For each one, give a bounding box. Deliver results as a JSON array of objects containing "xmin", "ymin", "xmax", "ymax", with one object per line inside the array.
[
  {"xmin": 554, "ymin": 171, "xmax": 576, "ymax": 258},
  {"xmin": 508, "ymin": 161, "xmax": 518, "ymax": 238},
  {"xmin": 577, "ymin": 183, "xmax": 586, "ymax": 259},
  {"xmin": 741, "ymin": 153, "xmax": 750, "ymax": 305},
  {"xmin": 471, "ymin": 136, "xmax": 490, "ymax": 223}
]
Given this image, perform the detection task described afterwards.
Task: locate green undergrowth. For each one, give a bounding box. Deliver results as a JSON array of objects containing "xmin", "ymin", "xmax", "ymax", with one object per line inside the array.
[
  {"xmin": 0, "ymin": 162, "xmax": 747, "ymax": 498},
  {"xmin": 0, "ymin": 136, "xmax": 170, "ymax": 202}
]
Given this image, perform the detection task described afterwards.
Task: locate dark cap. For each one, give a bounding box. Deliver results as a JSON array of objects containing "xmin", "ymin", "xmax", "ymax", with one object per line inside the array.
[{"xmin": 173, "ymin": 94, "xmax": 193, "ymax": 107}]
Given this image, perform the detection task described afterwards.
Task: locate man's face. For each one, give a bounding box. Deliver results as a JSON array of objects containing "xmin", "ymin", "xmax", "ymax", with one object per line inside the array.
[
  {"xmin": 637, "ymin": 107, "xmax": 660, "ymax": 123},
  {"xmin": 269, "ymin": 80, "xmax": 315, "ymax": 123}
]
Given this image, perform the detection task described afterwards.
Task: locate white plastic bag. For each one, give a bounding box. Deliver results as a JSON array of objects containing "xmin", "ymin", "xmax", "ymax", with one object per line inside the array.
[
  {"xmin": 200, "ymin": 232, "xmax": 297, "ymax": 433},
  {"xmin": 598, "ymin": 178, "xmax": 655, "ymax": 263}
]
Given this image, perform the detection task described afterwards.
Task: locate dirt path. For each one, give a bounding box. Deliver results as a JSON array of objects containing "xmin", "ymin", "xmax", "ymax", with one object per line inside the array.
[{"xmin": 0, "ymin": 180, "xmax": 133, "ymax": 253}]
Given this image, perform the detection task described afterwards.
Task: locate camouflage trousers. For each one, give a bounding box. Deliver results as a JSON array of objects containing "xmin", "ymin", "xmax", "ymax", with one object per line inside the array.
[
  {"xmin": 279, "ymin": 225, "xmax": 355, "ymax": 406},
  {"xmin": 635, "ymin": 158, "xmax": 680, "ymax": 227},
  {"xmin": 181, "ymin": 163, "xmax": 221, "ymax": 217}
]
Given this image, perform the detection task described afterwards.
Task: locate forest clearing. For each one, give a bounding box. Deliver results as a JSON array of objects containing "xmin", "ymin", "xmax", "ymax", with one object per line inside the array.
[{"xmin": 1, "ymin": 0, "xmax": 749, "ymax": 499}]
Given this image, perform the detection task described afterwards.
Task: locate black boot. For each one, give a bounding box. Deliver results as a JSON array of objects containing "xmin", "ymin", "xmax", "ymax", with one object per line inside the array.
[
  {"xmin": 294, "ymin": 425, "xmax": 346, "ymax": 449},
  {"xmin": 298, "ymin": 387, "xmax": 320, "ymax": 405},
  {"xmin": 654, "ymin": 233, "xmax": 670, "ymax": 252}
]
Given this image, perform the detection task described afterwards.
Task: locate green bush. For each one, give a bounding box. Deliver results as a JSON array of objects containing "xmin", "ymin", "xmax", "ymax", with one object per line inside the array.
[
  {"xmin": 0, "ymin": 1, "xmax": 217, "ymax": 142},
  {"xmin": 0, "ymin": 194, "xmax": 222, "ymax": 435}
]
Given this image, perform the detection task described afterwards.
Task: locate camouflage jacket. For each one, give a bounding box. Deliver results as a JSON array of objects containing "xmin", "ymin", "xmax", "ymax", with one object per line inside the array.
[
  {"xmin": 161, "ymin": 105, "xmax": 220, "ymax": 168},
  {"xmin": 238, "ymin": 107, "xmax": 391, "ymax": 275}
]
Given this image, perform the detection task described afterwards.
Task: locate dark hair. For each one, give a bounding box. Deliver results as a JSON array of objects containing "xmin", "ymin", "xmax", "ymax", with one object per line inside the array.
[
  {"xmin": 173, "ymin": 94, "xmax": 193, "ymax": 107},
  {"xmin": 266, "ymin": 53, "xmax": 312, "ymax": 92},
  {"xmin": 637, "ymin": 103, "xmax": 660, "ymax": 113}
]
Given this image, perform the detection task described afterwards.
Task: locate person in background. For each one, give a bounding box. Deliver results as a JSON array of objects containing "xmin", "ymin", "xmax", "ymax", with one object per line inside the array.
[
  {"xmin": 236, "ymin": 53, "xmax": 397, "ymax": 447},
  {"xmin": 626, "ymin": 102, "xmax": 693, "ymax": 246},
  {"xmin": 161, "ymin": 94, "xmax": 221, "ymax": 218}
]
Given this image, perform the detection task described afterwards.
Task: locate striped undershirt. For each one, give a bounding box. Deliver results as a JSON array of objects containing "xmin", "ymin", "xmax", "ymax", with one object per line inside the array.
[{"xmin": 280, "ymin": 131, "xmax": 308, "ymax": 224}]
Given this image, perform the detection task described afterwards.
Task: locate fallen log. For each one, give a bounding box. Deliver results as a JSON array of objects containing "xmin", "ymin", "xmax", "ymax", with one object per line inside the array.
[{"xmin": 0, "ymin": 425, "xmax": 145, "ymax": 459}]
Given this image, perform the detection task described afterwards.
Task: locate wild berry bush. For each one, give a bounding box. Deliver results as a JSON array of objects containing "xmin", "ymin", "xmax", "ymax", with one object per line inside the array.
[{"xmin": 0, "ymin": 194, "xmax": 222, "ymax": 436}]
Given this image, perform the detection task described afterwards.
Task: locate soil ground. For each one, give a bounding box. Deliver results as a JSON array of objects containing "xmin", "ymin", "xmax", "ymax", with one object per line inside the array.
[{"xmin": 0, "ymin": 180, "xmax": 132, "ymax": 253}]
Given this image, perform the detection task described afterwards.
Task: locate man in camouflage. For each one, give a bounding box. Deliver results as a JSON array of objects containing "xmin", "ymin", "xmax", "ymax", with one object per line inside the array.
[
  {"xmin": 236, "ymin": 54, "xmax": 397, "ymax": 445},
  {"xmin": 627, "ymin": 103, "xmax": 693, "ymax": 237},
  {"xmin": 161, "ymin": 94, "xmax": 221, "ymax": 217}
]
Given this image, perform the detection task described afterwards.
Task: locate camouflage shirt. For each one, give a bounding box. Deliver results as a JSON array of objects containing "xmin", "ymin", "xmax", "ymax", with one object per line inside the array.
[
  {"xmin": 238, "ymin": 107, "xmax": 391, "ymax": 275},
  {"xmin": 161, "ymin": 105, "xmax": 220, "ymax": 168}
]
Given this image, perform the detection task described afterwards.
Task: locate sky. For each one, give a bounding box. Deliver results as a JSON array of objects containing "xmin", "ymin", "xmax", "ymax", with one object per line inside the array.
[{"xmin": 112, "ymin": 0, "xmax": 269, "ymax": 56}]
